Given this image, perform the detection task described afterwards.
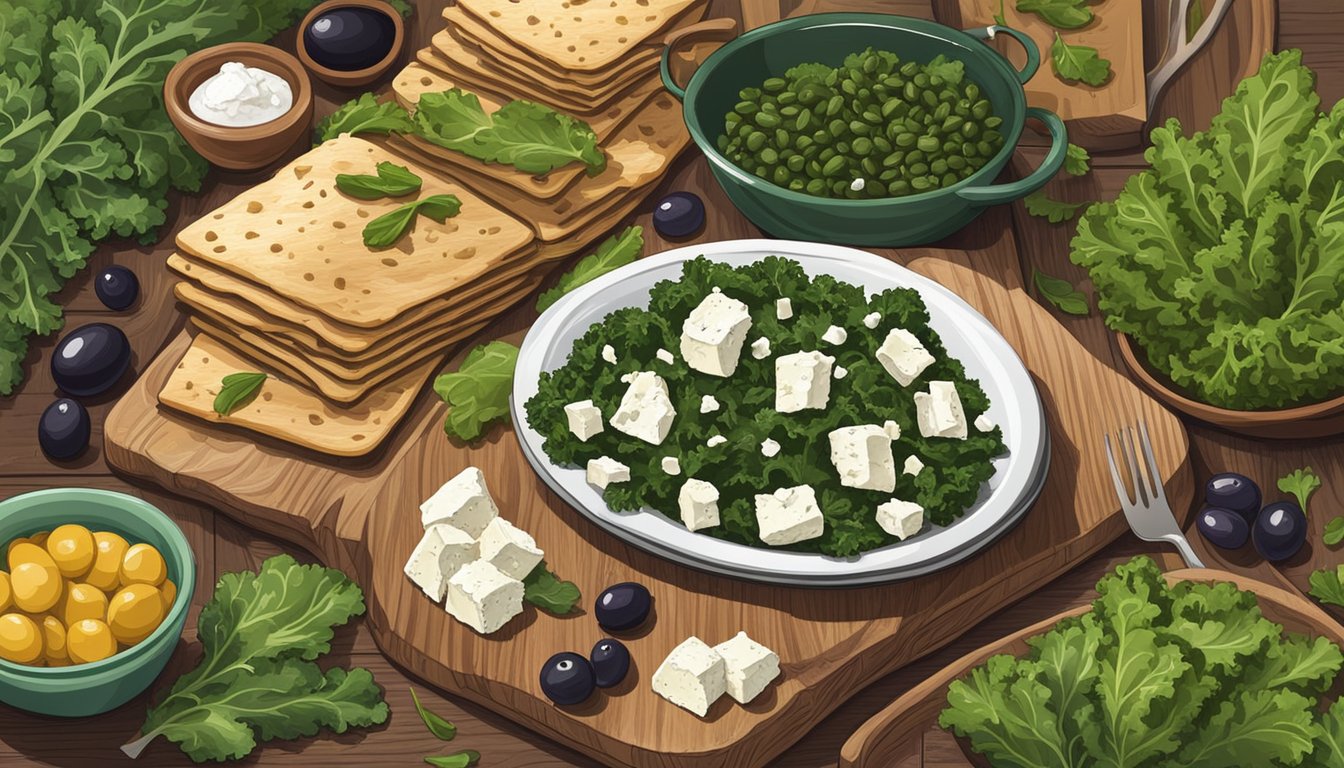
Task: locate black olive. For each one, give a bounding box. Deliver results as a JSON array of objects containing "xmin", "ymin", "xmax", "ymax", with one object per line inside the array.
[
  {"xmin": 38, "ymin": 398, "xmax": 91, "ymax": 461},
  {"xmin": 540, "ymin": 652, "xmax": 595, "ymax": 706},
  {"xmin": 1195, "ymin": 506, "xmax": 1249, "ymax": 550},
  {"xmin": 594, "ymin": 582, "xmax": 652, "ymax": 632},
  {"xmin": 51, "ymin": 323, "xmax": 131, "ymax": 398},
  {"xmin": 94, "ymin": 265, "xmax": 139, "ymax": 311},
  {"xmin": 1204, "ymin": 472, "xmax": 1261, "ymax": 523},
  {"xmin": 652, "ymin": 192, "xmax": 706, "ymax": 239},
  {"xmin": 590, "ymin": 638, "xmax": 630, "ymax": 688},
  {"xmin": 1253, "ymin": 501, "xmax": 1307, "ymax": 562},
  {"xmin": 303, "ymin": 7, "xmax": 396, "ymax": 72}
]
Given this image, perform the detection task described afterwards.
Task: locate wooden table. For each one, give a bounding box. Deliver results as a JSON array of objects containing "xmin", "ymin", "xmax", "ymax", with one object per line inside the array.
[{"xmin": 1, "ymin": 1, "xmax": 1342, "ymax": 765}]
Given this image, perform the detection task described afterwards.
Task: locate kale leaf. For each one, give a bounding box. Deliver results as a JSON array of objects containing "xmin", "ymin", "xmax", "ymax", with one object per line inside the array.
[{"xmin": 433, "ymin": 341, "xmax": 519, "ymax": 442}]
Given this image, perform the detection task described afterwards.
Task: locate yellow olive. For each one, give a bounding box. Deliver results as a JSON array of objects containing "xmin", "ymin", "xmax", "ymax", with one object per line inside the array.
[
  {"xmin": 0, "ymin": 571, "xmax": 11, "ymax": 613},
  {"xmin": 39, "ymin": 615, "xmax": 67, "ymax": 663},
  {"xmin": 46, "ymin": 524, "xmax": 95, "ymax": 580},
  {"xmin": 87, "ymin": 532, "xmax": 128, "ymax": 592},
  {"xmin": 7, "ymin": 541, "xmax": 54, "ymax": 572},
  {"xmin": 107, "ymin": 583, "xmax": 165, "ymax": 646},
  {"xmin": 0, "ymin": 613, "xmax": 43, "ymax": 665},
  {"xmin": 160, "ymin": 579, "xmax": 178, "ymax": 614},
  {"xmin": 62, "ymin": 581, "xmax": 109, "ymax": 625},
  {"xmin": 119, "ymin": 543, "xmax": 166, "ymax": 588},
  {"xmin": 11, "ymin": 563, "xmax": 62, "ymax": 615},
  {"xmin": 66, "ymin": 619, "xmax": 116, "ymax": 664}
]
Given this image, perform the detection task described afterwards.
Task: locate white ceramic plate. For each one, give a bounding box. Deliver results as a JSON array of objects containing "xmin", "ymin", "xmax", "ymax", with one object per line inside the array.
[{"xmin": 511, "ymin": 240, "xmax": 1048, "ymax": 586}]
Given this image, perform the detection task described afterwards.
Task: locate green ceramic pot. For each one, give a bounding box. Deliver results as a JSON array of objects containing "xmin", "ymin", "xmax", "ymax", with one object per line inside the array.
[
  {"xmin": 661, "ymin": 13, "xmax": 1067, "ymax": 246},
  {"xmin": 0, "ymin": 488, "xmax": 196, "ymax": 717}
]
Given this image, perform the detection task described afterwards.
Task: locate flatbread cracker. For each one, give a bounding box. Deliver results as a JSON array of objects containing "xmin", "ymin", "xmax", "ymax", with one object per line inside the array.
[
  {"xmin": 175, "ymin": 136, "xmax": 534, "ymax": 328},
  {"xmin": 158, "ymin": 333, "xmax": 429, "ymax": 457},
  {"xmin": 455, "ymin": 0, "xmax": 705, "ymax": 72},
  {"xmin": 415, "ymin": 46, "xmax": 635, "ymax": 116}
]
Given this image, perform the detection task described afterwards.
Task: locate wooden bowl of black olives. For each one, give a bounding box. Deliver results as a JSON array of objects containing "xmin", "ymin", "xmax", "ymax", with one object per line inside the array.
[{"xmin": 297, "ymin": 0, "xmax": 405, "ymax": 87}]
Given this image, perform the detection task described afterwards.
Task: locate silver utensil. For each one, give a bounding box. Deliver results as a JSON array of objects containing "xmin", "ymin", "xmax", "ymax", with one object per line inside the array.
[{"xmin": 1104, "ymin": 419, "xmax": 1204, "ymax": 568}]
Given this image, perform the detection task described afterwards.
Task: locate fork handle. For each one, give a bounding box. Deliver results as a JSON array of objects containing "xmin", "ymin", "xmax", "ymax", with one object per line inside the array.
[{"xmin": 1165, "ymin": 533, "xmax": 1206, "ymax": 569}]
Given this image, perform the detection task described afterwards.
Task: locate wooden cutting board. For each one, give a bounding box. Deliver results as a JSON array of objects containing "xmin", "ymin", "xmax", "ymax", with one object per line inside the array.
[{"xmin": 103, "ymin": 199, "xmax": 1192, "ymax": 768}]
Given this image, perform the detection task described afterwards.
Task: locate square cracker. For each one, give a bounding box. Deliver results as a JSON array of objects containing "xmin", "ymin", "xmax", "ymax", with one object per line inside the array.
[
  {"xmin": 415, "ymin": 45, "xmax": 632, "ymax": 117},
  {"xmin": 455, "ymin": 0, "xmax": 706, "ymax": 72},
  {"xmin": 175, "ymin": 136, "xmax": 534, "ymax": 329},
  {"xmin": 158, "ymin": 333, "xmax": 429, "ymax": 457}
]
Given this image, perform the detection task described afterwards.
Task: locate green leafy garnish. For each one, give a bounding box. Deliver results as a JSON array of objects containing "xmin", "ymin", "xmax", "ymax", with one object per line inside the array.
[
  {"xmin": 1033, "ymin": 269, "xmax": 1090, "ymax": 315},
  {"xmin": 410, "ymin": 687, "xmax": 457, "ymax": 741},
  {"xmin": 1016, "ymin": 0, "xmax": 1093, "ymax": 29},
  {"xmin": 434, "ymin": 341, "xmax": 519, "ymax": 442},
  {"xmin": 123, "ymin": 555, "xmax": 387, "ymax": 762},
  {"xmin": 336, "ymin": 162, "xmax": 423, "ymax": 199},
  {"xmin": 943, "ymin": 556, "xmax": 1344, "ymax": 768},
  {"xmin": 536, "ymin": 226, "xmax": 644, "ymax": 312},
  {"xmin": 522, "ymin": 561, "xmax": 582, "ymax": 615},
  {"xmin": 1310, "ymin": 566, "xmax": 1344, "ymax": 608},
  {"xmin": 414, "ymin": 89, "xmax": 606, "ymax": 175},
  {"xmin": 1025, "ymin": 191, "xmax": 1086, "ymax": 222},
  {"xmin": 1064, "ymin": 143, "xmax": 1091, "ymax": 176},
  {"xmin": 1051, "ymin": 34, "xmax": 1112, "ymax": 86},
  {"xmin": 363, "ymin": 194, "xmax": 463, "ymax": 248},
  {"xmin": 213, "ymin": 372, "xmax": 267, "ymax": 416},
  {"xmin": 425, "ymin": 752, "xmax": 480, "ymax": 768},
  {"xmin": 1280, "ymin": 467, "xmax": 1322, "ymax": 513},
  {"xmin": 315, "ymin": 93, "xmax": 415, "ymax": 144},
  {"xmin": 1324, "ymin": 518, "xmax": 1344, "ymax": 547}
]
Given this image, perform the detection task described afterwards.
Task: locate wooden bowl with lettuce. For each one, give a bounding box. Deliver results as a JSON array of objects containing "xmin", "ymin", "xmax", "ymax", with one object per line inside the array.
[
  {"xmin": 839, "ymin": 556, "xmax": 1344, "ymax": 768},
  {"xmin": 1071, "ymin": 49, "xmax": 1344, "ymax": 438}
]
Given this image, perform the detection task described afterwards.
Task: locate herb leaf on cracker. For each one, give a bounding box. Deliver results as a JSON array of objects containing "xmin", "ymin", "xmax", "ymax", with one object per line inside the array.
[
  {"xmin": 315, "ymin": 93, "xmax": 416, "ymax": 144},
  {"xmin": 414, "ymin": 89, "xmax": 606, "ymax": 175},
  {"xmin": 214, "ymin": 372, "xmax": 267, "ymax": 416},
  {"xmin": 363, "ymin": 194, "xmax": 463, "ymax": 248},
  {"xmin": 335, "ymin": 162, "xmax": 423, "ymax": 199}
]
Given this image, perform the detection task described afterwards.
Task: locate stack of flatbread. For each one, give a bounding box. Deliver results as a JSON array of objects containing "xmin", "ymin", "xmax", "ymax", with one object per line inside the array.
[
  {"xmin": 386, "ymin": 0, "xmax": 707, "ymax": 256},
  {"xmin": 158, "ymin": 136, "xmax": 538, "ymax": 456}
]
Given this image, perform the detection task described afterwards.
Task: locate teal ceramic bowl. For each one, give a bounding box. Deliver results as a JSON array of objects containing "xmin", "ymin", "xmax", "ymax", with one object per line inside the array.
[
  {"xmin": 660, "ymin": 14, "xmax": 1068, "ymax": 246},
  {"xmin": 0, "ymin": 488, "xmax": 196, "ymax": 717}
]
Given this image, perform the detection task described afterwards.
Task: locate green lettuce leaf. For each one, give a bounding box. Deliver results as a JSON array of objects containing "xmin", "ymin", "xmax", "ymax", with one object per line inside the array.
[
  {"xmin": 415, "ymin": 89, "xmax": 605, "ymax": 175},
  {"xmin": 315, "ymin": 92, "xmax": 415, "ymax": 143},
  {"xmin": 433, "ymin": 341, "xmax": 519, "ymax": 442},
  {"xmin": 536, "ymin": 225, "xmax": 644, "ymax": 312}
]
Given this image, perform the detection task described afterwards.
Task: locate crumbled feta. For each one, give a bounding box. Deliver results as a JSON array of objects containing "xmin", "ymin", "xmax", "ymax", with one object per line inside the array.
[
  {"xmin": 713, "ymin": 631, "xmax": 780, "ymax": 705},
  {"xmin": 833, "ymin": 365, "xmax": 848, "ymax": 380},
  {"xmin": 883, "ymin": 420, "xmax": 901, "ymax": 440},
  {"xmin": 706, "ymin": 435, "xmax": 728, "ymax": 447},
  {"xmin": 750, "ymin": 337, "xmax": 771, "ymax": 360},
  {"xmin": 862, "ymin": 312, "xmax": 882, "ymax": 329},
  {"xmin": 564, "ymin": 400, "xmax": 604, "ymax": 442},
  {"xmin": 652, "ymin": 636, "xmax": 726, "ymax": 717},
  {"xmin": 681, "ymin": 293, "xmax": 753, "ymax": 377},
  {"xmin": 656, "ymin": 348, "xmax": 675, "ymax": 364},
  {"xmin": 678, "ymin": 479, "xmax": 720, "ymax": 531},
  {"xmin": 903, "ymin": 455, "xmax": 925, "ymax": 476},
  {"xmin": 876, "ymin": 499, "xmax": 925, "ymax": 540},
  {"xmin": 876, "ymin": 328, "xmax": 936, "ymax": 387},
  {"xmin": 975, "ymin": 414, "xmax": 996, "ymax": 432},
  {"xmin": 444, "ymin": 560, "xmax": 524, "ymax": 635},
  {"xmin": 587, "ymin": 456, "xmax": 631, "ymax": 489},
  {"xmin": 700, "ymin": 395, "xmax": 720, "ymax": 414},
  {"xmin": 775, "ymin": 351, "xmax": 834, "ymax": 413},
  {"xmin": 661, "ymin": 456, "xmax": 682, "ymax": 475},
  {"xmin": 821, "ymin": 325, "xmax": 848, "ymax": 345},
  {"xmin": 760, "ymin": 438, "xmax": 781, "ymax": 458},
  {"xmin": 754, "ymin": 485, "xmax": 824, "ymax": 546},
  {"xmin": 850, "ymin": 177, "xmax": 866, "ymax": 192},
  {"xmin": 477, "ymin": 517, "xmax": 544, "ymax": 581},
  {"xmin": 828, "ymin": 424, "xmax": 896, "ymax": 492},
  {"xmin": 403, "ymin": 524, "xmax": 478, "ymax": 601},
  {"xmin": 776, "ymin": 297, "xmax": 793, "ymax": 320},
  {"xmin": 915, "ymin": 380, "xmax": 969, "ymax": 439},
  {"xmin": 610, "ymin": 371, "xmax": 677, "ymax": 445},
  {"xmin": 601, "ymin": 344, "xmax": 617, "ymax": 364},
  {"xmin": 420, "ymin": 467, "xmax": 499, "ymax": 537}
]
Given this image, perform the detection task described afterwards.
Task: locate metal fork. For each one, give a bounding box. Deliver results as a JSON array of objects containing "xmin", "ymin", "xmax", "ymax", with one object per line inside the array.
[{"xmin": 1104, "ymin": 420, "xmax": 1205, "ymax": 568}]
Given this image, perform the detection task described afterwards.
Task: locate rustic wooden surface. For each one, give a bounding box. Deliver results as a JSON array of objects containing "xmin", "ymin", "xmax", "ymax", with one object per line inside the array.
[{"xmin": 1, "ymin": 1, "xmax": 1341, "ymax": 766}]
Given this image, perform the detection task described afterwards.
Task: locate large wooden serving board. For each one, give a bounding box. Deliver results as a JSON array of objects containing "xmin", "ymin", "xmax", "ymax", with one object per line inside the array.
[{"xmin": 104, "ymin": 194, "xmax": 1192, "ymax": 767}]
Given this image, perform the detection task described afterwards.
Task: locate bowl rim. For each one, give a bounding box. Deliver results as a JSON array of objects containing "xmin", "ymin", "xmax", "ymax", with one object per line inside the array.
[
  {"xmin": 0, "ymin": 488, "xmax": 197, "ymax": 677},
  {"xmin": 678, "ymin": 12, "xmax": 1028, "ymax": 207},
  {"xmin": 163, "ymin": 42, "xmax": 314, "ymax": 140},
  {"xmin": 296, "ymin": 0, "xmax": 405, "ymax": 83}
]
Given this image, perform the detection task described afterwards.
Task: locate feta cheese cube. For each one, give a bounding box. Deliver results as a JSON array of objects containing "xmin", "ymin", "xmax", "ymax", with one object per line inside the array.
[
  {"xmin": 678, "ymin": 479, "xmax": 720, "ymax": 531},
  {"xmin": 652, "ymin": 637, "xmax": 727, "ymax": 717},
  {"xmin": 700, "ymin": 395, "xmax": 720, "ymax": 414},
  {"xmin": 862, "ymin": 312, "xmax": 882, "ymax": 329},
  {"xmin": 477, "ymin": 517, "xmax": 544, "ymax": 581},
  {"xmin": 776, "ymin": 298, "xmax": 793, "ymax": 320},
  {"xmin": 610, "ymin": 371, "xmax": 677, "ymax": 445},
  {"xmin": 883, "ymin": 420, "xmax": 901, "ymax": 440},
  {"xmin": 904, "ymin": 455, "xmax": 925, "ymax": 476},
  {"xmin": 877, "ymin": 499, "xmax": 925, "ymax": 540},
  {"xmin": 750, "ymin": 337, "xmax": 771, "ymax": 359},
  {"xmin": 833, "ymin": 365, "xmax": 848, "ymax": 380},
  {"xmin": 975, "ymin": 414, "xmax": 996, "ymax": 432},
  {"xmin": 420, "ymin": 467, "xmax": 499, "ymax": 537},
  {"xmin": 656, "ymin": 348, "xmax": 675, "ymax": 364},
  {"xmin": 876, "ymin": 328, "xmax": 936, "ymax": 387},
  {"xmin": 587, "ymin": 456, "xmax": 630, "ymax": 489},
  {"xmin": 754, "ymin": 485, "xmax": 824, "ymax": 546},
  {"xmin": 661, "ymin": 456, "xmax": 682, "ymax": 476},
  {"xmin": 680, "ymin": 293, "xmax": 753, "ymax": 377},
  {"xmin": 706, "ymin": 435, "xmax": 728, "ymax": 447},
  {"xmin": 444, "ymin": 560, "xmax": 524, "ymax": 635},
  {"xmin": 713, "ymin": 631, "xmax": 780, "ymax": 705},
  {"xmin": 760, "ymin": 438, "xmax": 781, "ymax": 458},
  {"xmin": 403, "ymin": 524, "xmax": 478, "ymax": 601},
  {"xmin": 828, "ymin": 424, "xmax": 896, "ymax": 492},
  {"xmin": 601, "ymin": 344, "xmax": 617, "ymax": 364},
  {"xmin": 915, "ymin": 381, "xmax": 969, "ymax": 439},
  {"xmin": 821, "ymin": 325, "xmax": 848, "ymax": 345},
  {"xmin": 775, "ymin": 351, "xmax": 834, "ymax": 413},
  {"xmin": 564, "ymin": 400, "xmax": 604, "ymax": 442}
]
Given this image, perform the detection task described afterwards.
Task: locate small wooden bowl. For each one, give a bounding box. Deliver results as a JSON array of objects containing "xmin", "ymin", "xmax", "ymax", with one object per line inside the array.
[
  {"xmin": 296, "ymin": 0, "xmax": 404, "ymax": 87},
  {"xmin": 163, "ymin": 43, "xmax": 314, "ymax": 171},
  {"xmin": 1116, "ymin": 333, "xmax": 1344, "ymax": 439}
]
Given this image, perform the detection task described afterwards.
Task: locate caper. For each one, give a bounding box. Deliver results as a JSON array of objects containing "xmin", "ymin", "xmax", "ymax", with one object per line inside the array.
[
  {"xmin": 754, "ymin": 112, "xmax": 781, "ymax": 128},
  {"xmin": 822, "ymin": 155, "xmax": 847, "ymax": 177},
  {"xmin": 917, "ymin": 135, "xmax": 940, "ymax": 153}
]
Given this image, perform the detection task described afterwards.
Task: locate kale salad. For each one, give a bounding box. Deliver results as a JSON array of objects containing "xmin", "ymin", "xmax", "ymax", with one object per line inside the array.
[{"xmin": 524, "ymin": 257, "xmax": 1005, "ymax": 558}]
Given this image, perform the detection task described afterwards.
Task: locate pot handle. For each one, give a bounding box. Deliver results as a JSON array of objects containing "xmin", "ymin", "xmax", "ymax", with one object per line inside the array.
[
  {"xmin": 963, "ymin": 25, "xmax": 1040, "ymax": 84},
  {"xmin": 954, "ymin": 106, "xmax": 1068, "ymax": 206},
  {"xmin": 660, "ymin": 18, "xmax": 740, "ymax": 100}
]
